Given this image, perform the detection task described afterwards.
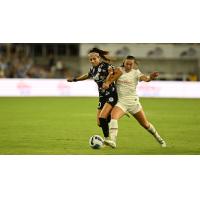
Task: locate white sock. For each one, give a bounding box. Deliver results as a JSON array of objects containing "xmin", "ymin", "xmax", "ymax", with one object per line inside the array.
[
  {"xmin": 147, "ymin": 123, "xmax": 163, "ymax": 140},
  {"xmin": 109, "ymin": 119, "xmax": 118, "ymax": 142},
  {"xmin": 147, "ymin": 123, "xmax": 157, "ymax": 135}
]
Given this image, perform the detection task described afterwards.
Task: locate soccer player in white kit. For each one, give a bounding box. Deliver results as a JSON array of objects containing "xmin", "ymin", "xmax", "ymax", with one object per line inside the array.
[{"xmin": 103, "ymin": 55, "xmax": 166, "ymax": 148}]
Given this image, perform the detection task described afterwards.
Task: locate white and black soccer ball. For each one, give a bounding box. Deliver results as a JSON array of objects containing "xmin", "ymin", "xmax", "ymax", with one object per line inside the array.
[{"xmin": 89, "ymin": 135, "xmax": 104, "ymax": 149}]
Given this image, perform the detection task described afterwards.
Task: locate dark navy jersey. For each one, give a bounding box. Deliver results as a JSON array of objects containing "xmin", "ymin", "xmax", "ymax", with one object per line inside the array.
[{"xmin": 88, "ymin": 62, "xmax": 117, "ymax": 96}]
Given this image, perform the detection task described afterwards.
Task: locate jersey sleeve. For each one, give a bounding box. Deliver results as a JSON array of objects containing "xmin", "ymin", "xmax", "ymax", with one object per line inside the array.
[
  {"xmin": 136, "ymin": 69, "xmax": 144, "ymax": 78},
  {"xmin": 87, "ymin": 67, "xmax": 93, "ymax": 78}
]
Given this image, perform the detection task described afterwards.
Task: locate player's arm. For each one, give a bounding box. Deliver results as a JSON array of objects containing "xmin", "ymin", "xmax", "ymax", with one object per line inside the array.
[
  {"xmin": 139, "ymin": 71, "xmax": 159, "ymax": 82},
  {"xmin": 102, "ymin": 67, "xmax": 123, "ymax": 89},
  {"xmin": 67, "ymin": 73, "xmax": 89, "ymax": 82}
]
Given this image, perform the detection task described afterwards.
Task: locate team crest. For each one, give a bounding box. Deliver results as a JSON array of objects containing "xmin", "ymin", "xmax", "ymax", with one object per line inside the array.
[{"xmin": 109, "ymin": 97, "xmax": 114, "ymax": 102}]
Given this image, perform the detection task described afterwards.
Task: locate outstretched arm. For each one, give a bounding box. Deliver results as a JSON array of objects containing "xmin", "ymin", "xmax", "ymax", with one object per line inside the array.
[
  {"xmin": 139, "ymin": 71, "xmax": 159, "ymax": 82},
  {"xmin": 102, "ymin": 67, "xmax": 123, "ymax": 89},
  {"xmin": 67, "ymin": 73, "xmax": 89, "ymax": 82}
]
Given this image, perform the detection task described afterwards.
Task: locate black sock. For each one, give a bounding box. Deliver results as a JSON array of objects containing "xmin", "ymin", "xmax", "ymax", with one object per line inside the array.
[
  {"xmin": 99, "ymin": 117, "xmax": 109, "ymax": 138},
  {"xmin": 107, "ymin": 114, "xmax": 111, "ymax": 124}
]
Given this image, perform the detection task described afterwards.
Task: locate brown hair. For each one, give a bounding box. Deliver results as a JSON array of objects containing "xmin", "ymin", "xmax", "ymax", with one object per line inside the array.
[
  {"xmin": 122, "ymin": 55, "xmax": 139, "ymax": 68},
  {"xmin": 88, "ymin": 48, "xmax": 110, "ymax": 62}
]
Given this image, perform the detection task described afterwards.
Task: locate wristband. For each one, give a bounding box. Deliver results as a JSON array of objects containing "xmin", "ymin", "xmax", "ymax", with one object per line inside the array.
[{"xmin": 149, "ymin": 76, "xmax": 152, "ymax": 80}]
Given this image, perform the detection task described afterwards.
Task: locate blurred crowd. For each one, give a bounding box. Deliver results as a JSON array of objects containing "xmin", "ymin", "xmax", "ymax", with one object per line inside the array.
[
  {"xmin": 0, "ymin": 44, "xmax": 81, "ymax": 79},
  {"xmin": 0, "ymin": 44, "xmax": 198, "ymax": 81}
]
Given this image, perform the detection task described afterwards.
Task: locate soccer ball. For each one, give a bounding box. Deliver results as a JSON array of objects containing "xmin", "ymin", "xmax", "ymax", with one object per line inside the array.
[{"xmin": 89, "ymin": 135, "xmax": 104, "ymax": 149}]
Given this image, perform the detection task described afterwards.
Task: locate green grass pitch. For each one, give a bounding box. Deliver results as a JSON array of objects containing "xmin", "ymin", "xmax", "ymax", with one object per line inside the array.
[{"xmin": 0, "ymin": 97, "xmax": 200, "ymax": 155}]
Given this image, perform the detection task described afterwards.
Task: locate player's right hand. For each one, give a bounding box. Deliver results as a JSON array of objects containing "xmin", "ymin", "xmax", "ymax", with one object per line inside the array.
[{"xmin": 150, "ymin": 71, "xmax": 159, "ymax": 80}]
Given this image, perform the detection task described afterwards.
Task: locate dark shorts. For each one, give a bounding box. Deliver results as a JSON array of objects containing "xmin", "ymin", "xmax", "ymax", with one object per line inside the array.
[{"xmin": 98, "ymin": 93, "xmax": 118, "ymax": 110}]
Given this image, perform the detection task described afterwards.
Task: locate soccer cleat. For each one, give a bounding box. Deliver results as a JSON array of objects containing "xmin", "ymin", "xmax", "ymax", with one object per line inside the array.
[
  {"xmin": 104, "ymin": 139, "xmax": 117, "ymax": 148},
  {"xmin": 160, "ymin": 140, "xmax": 167, "ymax": 148},
  {"xmin": 101, "ymin": 143, "xmax": 106, "ymax": 148},
  {"xmin": 161, "ymin": 143, "xmax": 166, "ymax": 148}
]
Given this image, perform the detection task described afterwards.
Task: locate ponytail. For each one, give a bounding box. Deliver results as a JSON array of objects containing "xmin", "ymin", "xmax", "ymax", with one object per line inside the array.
[{"xmin": 88, "ymin": 48, "xmax": 111, "ymax": 62}]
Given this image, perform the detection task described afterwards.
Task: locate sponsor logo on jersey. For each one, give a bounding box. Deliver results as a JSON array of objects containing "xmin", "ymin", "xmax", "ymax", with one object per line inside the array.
[{"xmin": 94, "ymin": 73, "xmax": 100, "ymax": 81}]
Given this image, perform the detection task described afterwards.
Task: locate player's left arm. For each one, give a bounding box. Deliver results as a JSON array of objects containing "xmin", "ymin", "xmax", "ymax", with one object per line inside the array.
[
  {"xmin": 102, "ymin": 67, "xmax": 122, "ymax": 89},
  {"xmin": 139, "ymin": 71, "xmax": 159, "ymax": 82}
]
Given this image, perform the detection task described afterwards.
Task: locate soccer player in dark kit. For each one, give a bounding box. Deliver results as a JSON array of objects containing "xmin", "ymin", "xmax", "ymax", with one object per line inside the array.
[{"xmin": 67, "ymin": 48, "xmax": 122, "ymax": 146}]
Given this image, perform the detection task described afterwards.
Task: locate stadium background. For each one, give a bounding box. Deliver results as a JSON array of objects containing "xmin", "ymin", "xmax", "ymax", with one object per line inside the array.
[
  {"xmin": 0, "ymin": 43, "xmax": 200, "ymax": 154},
  {"xmin": 1, "ymin": 43, "xmax": 200, "ymax": 81}
]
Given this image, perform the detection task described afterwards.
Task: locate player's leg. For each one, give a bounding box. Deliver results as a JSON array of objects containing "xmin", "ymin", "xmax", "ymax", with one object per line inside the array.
[
  {"xmin": 98, "ymin": 93, "xmax": 118, "ymax": 139},
  {"xmin": 132, "ymin": 109, "xmax": 166, "ymax": 147},
  {"xmin": 104, "ymin": 102, "xmax": 127, "ymax": 148},
  {"xmin": 97, "ymin": 98, "xmax": 109, "ymax": 137},
  {"xmin": 106, "ymin": 114, "xmax": 111, "ymax": 124},
  {"xmin": 98, "ymin": 93, "xmax": 119, "ymax": 147},
  {"xmin": 97, "ymin": 108, "xmax": 111, "ymax": 129},
  {"xmin": 97, "ymin": 103, "xmax": 111, "ymax": 125},
  {"xmin": 96, "ymin": 109, "xmax": 101, "ymax": 127},
  {"xmin": 109, "ymin": 105, "xmax": 126, "ymax": 144},
  {"xmin": 99, "ymin": 102, "xmax": 113, "ymax": 139}
]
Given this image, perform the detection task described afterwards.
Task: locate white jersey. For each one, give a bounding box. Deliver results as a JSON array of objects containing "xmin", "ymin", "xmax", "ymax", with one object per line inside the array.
[{"xmin": 116, "ymin": 67, "xmax": 143, "ymax": 104}]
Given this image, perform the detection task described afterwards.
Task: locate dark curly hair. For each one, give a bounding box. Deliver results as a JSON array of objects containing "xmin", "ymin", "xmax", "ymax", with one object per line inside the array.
[{"xmin": 88, "ymin": 48, "xmax": 110, "ymax": 62}]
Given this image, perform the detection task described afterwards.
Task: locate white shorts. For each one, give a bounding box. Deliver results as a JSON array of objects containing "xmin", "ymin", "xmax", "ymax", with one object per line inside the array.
[{"xmin": 115, "ymin": 100, "xmax": 142, "ymax": 115}]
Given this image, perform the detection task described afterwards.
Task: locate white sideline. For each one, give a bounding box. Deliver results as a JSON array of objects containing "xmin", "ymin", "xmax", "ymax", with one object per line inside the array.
[{"xmin": 0, "ymin": 78, "xmax": 200, "ymax": 98}]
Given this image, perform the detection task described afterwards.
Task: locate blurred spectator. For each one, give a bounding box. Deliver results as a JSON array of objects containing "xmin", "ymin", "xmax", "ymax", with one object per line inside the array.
[
  {"xmin": 14, "ymin": 57, "xmax": 33, "ymax": 78},
  {"xmin": 115, "ymin": 46, "xmax": 130, "ymax": 57},
  {"xmin": 187, "ymin": 72, "xmax": 198, "ymax": 81},
  {"xmin": 0, "ymin": 44, "xmax": 7, "ymax": 55},
  {"xmin": 0, "ymin": 55, "xmax": 7, "ymax": 78},
  {"xmin": 1, "ymin": 43, "xmax": 199, "ymax": 81},
  {"xmin": 27, "ymin": 65, "xmax": 42, "ymax": 78},
  {"xmin": 147, "ymin": 47, "xmax": 164, "ymax": 57},
  {"xmin": 175, "ymin": 72, "xmax": 184, "ymax": 81},
  {"xmin": 0, "ymin": 43, "xmax": 82, "ymax": 79},
  {"xmin": 46, "ymin": 53, "xmax": 55, "ymax": 72},
  {"xmin": 180, "ymin": 47, "xmax": 197, "ymax": 57},
  {"xmin": 51, "ymin": 60, "xmax": 66, "ymax": 78}
]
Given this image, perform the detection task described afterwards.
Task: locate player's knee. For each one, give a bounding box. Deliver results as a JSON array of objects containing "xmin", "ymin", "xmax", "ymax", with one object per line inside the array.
[
  {"xmin": 140, "ymin": 122, "xmax": 150, "ymax": 129},
  {"xmin": 99, "ymin": 113, "xmax": 108, "ymax": 119},
  {"xmin": 111, "ymin": 113, "xmax": 116, "ymax": 119},
  {"xmin": 111, "ymin": 112, "xmax": 119, "ymax": 120}
]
